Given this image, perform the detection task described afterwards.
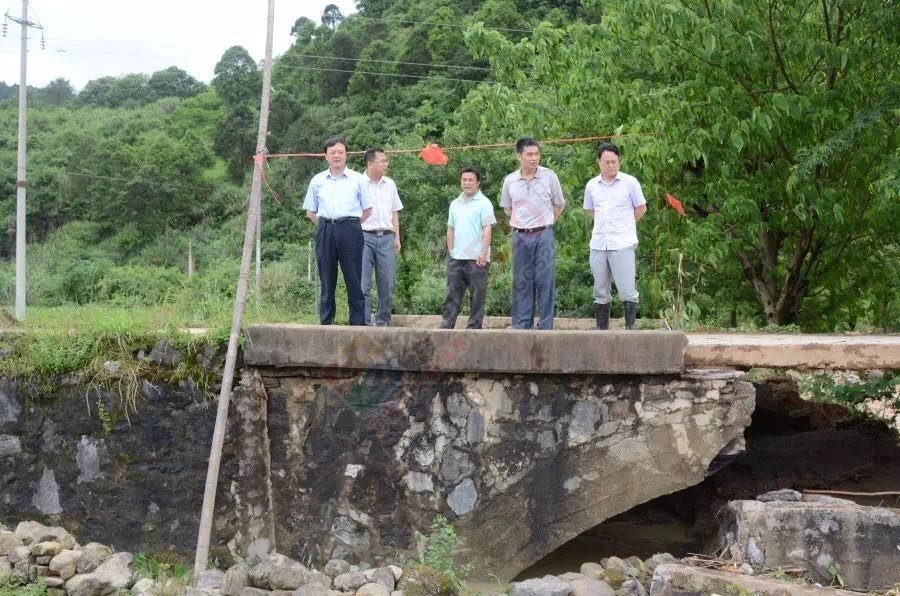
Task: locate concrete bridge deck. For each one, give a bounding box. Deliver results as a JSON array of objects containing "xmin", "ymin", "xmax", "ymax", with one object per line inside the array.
[{"xmin": 246, "ymin": 316, "xmax": 900, "ymax": 371}]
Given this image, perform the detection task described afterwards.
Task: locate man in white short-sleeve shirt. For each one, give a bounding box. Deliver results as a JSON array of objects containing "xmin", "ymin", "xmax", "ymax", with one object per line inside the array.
[
  {"xmin": 360, "ymin": 148, "xmax": 403, "ymax": 326},
  {"xmin": 583, "ymin": 142, "xmax": 647, "ymax": 330}
]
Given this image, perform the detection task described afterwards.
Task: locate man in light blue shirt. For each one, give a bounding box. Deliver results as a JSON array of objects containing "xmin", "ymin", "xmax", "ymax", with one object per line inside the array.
[
  {"xmin": 303, "ymin": 137, "xmax": 373, "ymax": 325},
  {"xmin": 440, "ymin": 167, "xmax": 497, "ymax": 329},
  {"xmin": 583, "ymin": 143, "xmax": 647, "ymax": 330}
]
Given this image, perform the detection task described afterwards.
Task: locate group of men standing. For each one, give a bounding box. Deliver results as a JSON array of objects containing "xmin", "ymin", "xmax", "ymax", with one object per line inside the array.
[{"xmin": 302, "ymin": 136, "xmax": 646, "ymax": 330}]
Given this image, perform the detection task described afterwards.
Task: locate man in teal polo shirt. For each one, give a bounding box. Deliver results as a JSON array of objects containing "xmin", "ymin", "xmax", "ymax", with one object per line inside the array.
[{"xmin": 440, "ymin": 167, "xmax": 497, "ymax": 329}]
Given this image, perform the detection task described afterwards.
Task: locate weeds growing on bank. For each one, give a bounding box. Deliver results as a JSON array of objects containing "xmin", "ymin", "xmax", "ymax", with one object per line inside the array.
[
  {"xmin": 800, "ymin": 373, "xmax": 900, "ymax": 409},
  {"xmin": 132, "ymin": 553, "xmax": 191, "ymax": 595},
  {"xmin": 0, "ymin": 298, "xmax": 311, "ymax": 380},
  {"xmin": 415, "ymin": 515, "xmax": 472, "ymax": 588},
  {"xmin": 0, "ymin": 574, "xmax": 47, "ymax": 596},
  {"xmin": 0, "ymin": 305, "xmax": 235, "ymax": 415}
]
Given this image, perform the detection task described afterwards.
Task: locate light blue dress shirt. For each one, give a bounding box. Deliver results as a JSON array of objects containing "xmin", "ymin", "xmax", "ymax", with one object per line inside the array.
[{"xmin": 302, "ymin": 167, "xmax": 372, "ymax": 219}]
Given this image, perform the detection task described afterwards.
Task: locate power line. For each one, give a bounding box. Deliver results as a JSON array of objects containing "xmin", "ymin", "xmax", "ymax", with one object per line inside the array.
[
  {"xmin": 63, "ymin": 171, "xmax": 219, "ymax": 194},
  {"xmin": 43, "ymin": 36, "xmax": 194, "ymax": 50},
  {"xmin": 283, "ymin": 52, "xmax": 491, "ymax": 71},
  {"xmin": 270, "ymin": 63, "xmax": 495, "ymax": 85},
  {"xmin": 349, "ymin": 14, "xmax": 535, "ymax": 34}
]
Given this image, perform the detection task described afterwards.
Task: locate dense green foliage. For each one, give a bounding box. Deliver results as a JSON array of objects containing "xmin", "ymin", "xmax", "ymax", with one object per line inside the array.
[{"xmin": 0, "ymin": 0, "xmax": 897, "ymax": 331}]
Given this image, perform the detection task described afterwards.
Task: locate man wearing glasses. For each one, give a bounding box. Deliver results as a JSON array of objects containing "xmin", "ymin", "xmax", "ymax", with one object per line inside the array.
[
  {"xmin": 360, "ymin": 148, "xmax": 404, "ymax": 326},
  {"xmin": 583, "ymin": 143, "xmax": 647, "ymax": 330}
]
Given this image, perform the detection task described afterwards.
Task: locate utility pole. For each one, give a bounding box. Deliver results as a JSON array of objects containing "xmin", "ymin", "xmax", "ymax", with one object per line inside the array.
[
  {"xmin": 255, "ymin": 202, "xmax": 261, "ymax": 310},
  {"xmin": 6, "ymin": 1, "xmax": 43, "ymax": 321},
  {"xmin": 193, "ymin": 0, "xmax": 275, "ymax": 579}
]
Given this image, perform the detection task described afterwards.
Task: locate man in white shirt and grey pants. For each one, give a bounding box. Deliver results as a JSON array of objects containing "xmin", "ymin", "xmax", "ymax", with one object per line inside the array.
[
  {"xmin": 360, "ymin": 148, "xmax": 403, "ymax": 326},
  {"xmin": 583, "ymin": 143, "xmax": 647, "ymax": 330}
]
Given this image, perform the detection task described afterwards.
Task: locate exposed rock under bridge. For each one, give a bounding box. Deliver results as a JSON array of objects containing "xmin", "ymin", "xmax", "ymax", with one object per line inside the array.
[{"xmin": 234, "ymin": 326, "xmax": 755, "ymax": 580}]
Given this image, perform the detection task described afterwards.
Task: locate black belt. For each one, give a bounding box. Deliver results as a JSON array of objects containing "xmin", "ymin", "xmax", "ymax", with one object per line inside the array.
[
  {"xmin": 318, "ymin": 216, "xmax": 359, "ymax": 224},
  {"xmin": 363, "ymin": 229, "xmax": 394, "ymax": 236},
  {"xmin": 513, "ymin": 225, "xmax": 550, "ymax": 234}
]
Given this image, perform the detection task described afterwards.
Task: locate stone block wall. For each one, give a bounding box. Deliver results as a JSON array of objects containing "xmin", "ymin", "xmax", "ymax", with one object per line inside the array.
[
  {"xmin": 0, "ymin": 377, "xmax": 232, "ymax": 560},
  {"xmin": 256, "ymin": 367, "xmax": 755, "ymax": 580},
  {"xmin": 0, "ymin": 363, "xmax": 756, "ymax": 582}
]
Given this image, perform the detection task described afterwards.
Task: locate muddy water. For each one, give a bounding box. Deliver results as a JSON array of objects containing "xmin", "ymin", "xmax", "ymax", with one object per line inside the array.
[{"xmin": 514, "ymin": 377, "xmax": 900, "ymax": 581}]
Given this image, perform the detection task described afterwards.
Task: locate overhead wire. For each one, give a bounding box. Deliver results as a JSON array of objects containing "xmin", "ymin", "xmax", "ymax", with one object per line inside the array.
[
  {"xmin": 63, "ymin": 171, "xmax": 219, "ymax": 194},
  {"xmin": 24, "ymin": 0, "xmax": 43, "ymax": 28},
  {"xmin": 282, "ymin": 52, "xmax": 491, "ymax": 71},
  {"xmin": 270, "ymin": 63, "xmax": 492, "ymax": 85},
  {"xmin": 348, "ymin": 14, "xmax": 535, "ymax": 34},
  {"xmin": 266, "ymin": 133, "xmax": 659, "ymax": 159},
  {"xmin": 42, "ymin": 36, "xmax": 194, "ymax": 49}
]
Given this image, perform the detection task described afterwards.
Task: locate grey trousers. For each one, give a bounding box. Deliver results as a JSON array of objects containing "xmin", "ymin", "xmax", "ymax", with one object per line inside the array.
[
  {"xmin": 510, "ymin": 227, "xmax": 556, "ymax": 329},
  {"xmin": 441, "ymin": 259, "xmax": 488, "ymax": 329},
  {"xmin": 589, "ymin": 246, "xmax": 639, "ymax": 304},
  {"xmin": 361, "ymin": 232, "xmax": 397, "ymax": 326}
]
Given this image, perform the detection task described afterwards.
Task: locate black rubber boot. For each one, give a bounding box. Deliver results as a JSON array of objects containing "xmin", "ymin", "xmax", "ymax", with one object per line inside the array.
[
  {"xmin": 595, "ymin": 302, "xmax": 610, "ymax": 330},
  {"xmin": 624, "ymin": 301, "xmax": 638, "ymax": 330}
]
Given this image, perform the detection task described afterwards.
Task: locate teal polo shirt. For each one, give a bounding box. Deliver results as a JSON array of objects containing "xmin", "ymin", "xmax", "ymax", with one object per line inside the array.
[{"xmin": 448, "ymin": 191, "xmax": 497, "ymax": 260}]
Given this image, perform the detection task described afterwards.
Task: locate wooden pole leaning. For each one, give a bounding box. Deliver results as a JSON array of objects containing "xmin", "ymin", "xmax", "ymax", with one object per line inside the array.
[{"xmin": 193, "ymin": 0, "xmax": 275, "ymax": 580}]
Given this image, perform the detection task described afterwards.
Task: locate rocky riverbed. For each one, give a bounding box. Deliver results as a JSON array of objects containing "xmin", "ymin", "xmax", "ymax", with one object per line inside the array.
[{"xmin": 2, "ymin": 487, "xmax": 900, "ymax": 595}]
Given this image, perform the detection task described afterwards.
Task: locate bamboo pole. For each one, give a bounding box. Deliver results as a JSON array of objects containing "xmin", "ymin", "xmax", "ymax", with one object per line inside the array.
[{"xmin": 193, "ymin": 0, "xmax": 275, "ymax": 579}]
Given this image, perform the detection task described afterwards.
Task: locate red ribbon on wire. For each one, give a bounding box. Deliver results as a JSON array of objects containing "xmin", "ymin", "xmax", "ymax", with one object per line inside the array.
[
  {"xmin": 665, "ymin": 193, "xmax": 686, "ymax": 216},
  {"xmin": 418, "ymin": 144, "xmax": 449, "ymax": 166}
]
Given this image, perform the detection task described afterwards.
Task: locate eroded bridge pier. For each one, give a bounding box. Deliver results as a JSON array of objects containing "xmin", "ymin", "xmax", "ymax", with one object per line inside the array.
[{"xmin": 234, "ymin": 326, "xmax": 755, "ymax": 580}]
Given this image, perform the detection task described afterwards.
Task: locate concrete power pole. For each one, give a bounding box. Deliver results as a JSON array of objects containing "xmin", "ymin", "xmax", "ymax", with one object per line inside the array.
[
  {"xmin": 193, "ymin": 0, "xmax": 276, "ymax": 579},
  {"xmin": 6, "ymin": 1, "xmax": 43, "ymax": 321}
]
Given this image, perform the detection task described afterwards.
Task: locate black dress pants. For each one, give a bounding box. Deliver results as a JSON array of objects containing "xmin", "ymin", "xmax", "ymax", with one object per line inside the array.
[
  {"xmin": 440, "ymin": 258, "xmax": 488, "ymax": 329},
  {"xmin": 315, "ymin": 218, "xmax": 365, "ymax": 325}
]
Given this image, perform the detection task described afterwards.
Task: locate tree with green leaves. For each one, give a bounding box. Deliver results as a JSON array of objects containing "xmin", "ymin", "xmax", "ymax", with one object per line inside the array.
[
  {"xmin": 212, "ymin": 46, "xmax": 261, "ymax": 108},
  {"xmin": 461, "ymin": 0, "xmax": 899, "ymax": 328},
  {"xmin": 77, "ymin": 74, "xmax": 151, "ymax": 108},
  {"xmin": 33, "ymin": 78, "xmax": 75, "ymax": 106},
  {"xmin": 148, "ymin": 66, "xmax": 205, "ymax": 100},
  {"xmin": 322, "ymin": 4, "xmax": 344, "ymax": 30}
]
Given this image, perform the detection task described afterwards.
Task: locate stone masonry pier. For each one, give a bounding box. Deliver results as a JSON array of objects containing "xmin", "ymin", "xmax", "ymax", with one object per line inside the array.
[{"xmin": 233, "ymin": 325, "xmax": 755, "ymax": 580}]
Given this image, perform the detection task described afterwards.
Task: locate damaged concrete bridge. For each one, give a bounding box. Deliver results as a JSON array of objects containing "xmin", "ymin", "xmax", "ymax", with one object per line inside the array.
[{"xmin": 231, "ymin": 326, "xmax": 756, "ymax": 580}]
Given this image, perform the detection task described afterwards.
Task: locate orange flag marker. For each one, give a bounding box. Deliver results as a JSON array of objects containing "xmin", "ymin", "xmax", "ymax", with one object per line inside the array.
[
  {"xmin": 418, "ymin": 143, "xmax": 449, "ymax": 166},
  {"xmin": 666, "ymin": 193, "xmax": 686, "ymax": 216}
]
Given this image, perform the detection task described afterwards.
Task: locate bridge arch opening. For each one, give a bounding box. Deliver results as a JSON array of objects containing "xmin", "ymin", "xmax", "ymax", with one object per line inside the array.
[{"xmin": 513, "ymin": 376, "xmax": 900, "ymax": 580}]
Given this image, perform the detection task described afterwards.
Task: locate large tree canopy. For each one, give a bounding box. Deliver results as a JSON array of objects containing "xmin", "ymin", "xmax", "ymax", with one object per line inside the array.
[
  {"xmin": 460, "ymin": 0, "xmax": 900, "ymax": 326},
  {"xmin": 147, "ymin": 66, "xmax": 206, "ymax": 101},
  {"xmin": 212, "ymin": 46, "xmax": 262, "ymax": 108}
]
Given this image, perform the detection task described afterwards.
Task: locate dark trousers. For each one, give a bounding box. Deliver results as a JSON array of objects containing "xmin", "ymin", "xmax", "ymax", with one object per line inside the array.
[
  {"xmin": 441, "ymin": 259, "xmax": 488, "ymax": 329},
  {"xmin": 315, "ymin": 219, "xmax": 365, "ymax": 325}
]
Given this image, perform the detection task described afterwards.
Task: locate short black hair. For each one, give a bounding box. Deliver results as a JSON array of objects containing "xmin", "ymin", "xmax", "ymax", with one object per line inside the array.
[
  {"xmin": 515, "ymin": 138, "xmax": 539, "ymax": 154},
  {"xmin": 324, "ymin": 136, "xmax": 348, "ymax": 152},
  {"xmin": 460, "ymin": 166, "xmax": 481, "ymax": 182},
  {"xmin": 364, "ymin": 148, "xmax": 385, "ymax": 164},
  {"xmin": 596, "ymin": 142, "xmax": 620, "ymax": 159}
]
